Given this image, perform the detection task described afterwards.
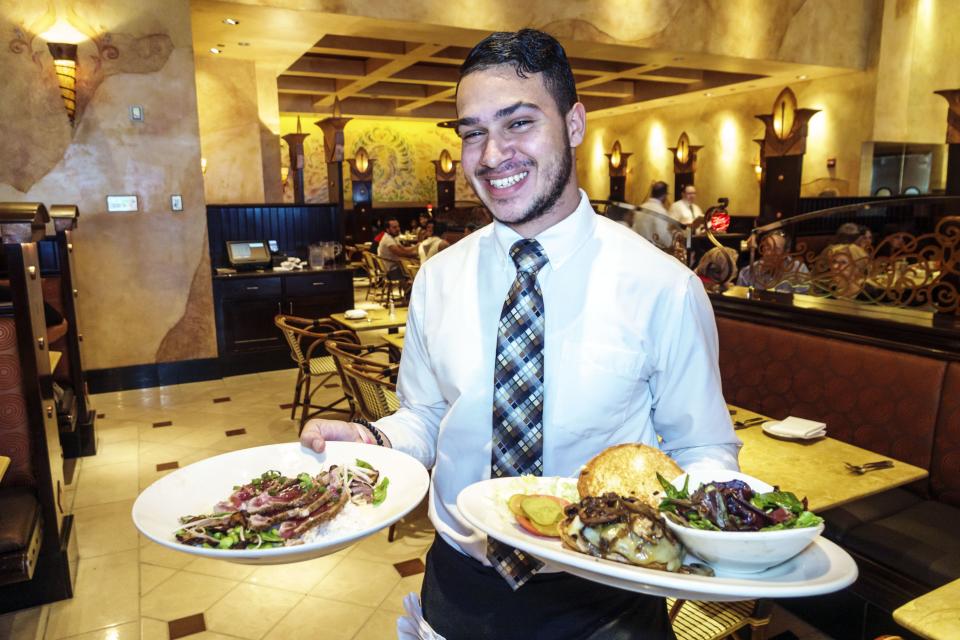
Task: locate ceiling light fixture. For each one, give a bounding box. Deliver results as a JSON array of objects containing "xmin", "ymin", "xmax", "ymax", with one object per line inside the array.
[
  {"xmin": 238, "ymin": 42, "xmax": 250, "ymax": 46},
  {"xmin": 223, "ymin": 18, "xmax": 239, "ymax": 25},
  {"xmin": 209, "ymin": 47, "xmax": 221, "ymax": 54},
  {"xmin": 797, "ymin": 74, "xmax": 808, "ymax": 80},
  {"xmin": 704, "ymin": 92, "xmax": 714, "ymax": 97}
]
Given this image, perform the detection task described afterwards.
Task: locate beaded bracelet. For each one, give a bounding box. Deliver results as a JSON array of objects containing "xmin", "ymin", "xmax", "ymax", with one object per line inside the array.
[{"xmin": 353, "ymin": 417, "xmax": 385, "ymax": 446}]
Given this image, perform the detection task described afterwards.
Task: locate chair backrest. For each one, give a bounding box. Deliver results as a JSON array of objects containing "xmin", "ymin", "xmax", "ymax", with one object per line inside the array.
[
  {"xmin": 342, "ymin": 360, "xmax": 400, "ymax": 421},
  {"xmin": 274, "ymin": 315, "xmax": 344, "ymax": 368},
  {"xmin": 398, "ymin": 258, "xmax": 420, "ymax": 281},
  {"xmin": 324, "ymin": 338, "xmax": 396, "ymax": 420},
  {"xmin": 361, "ymin": 251, "xmax": 384, "ymax": 279}
]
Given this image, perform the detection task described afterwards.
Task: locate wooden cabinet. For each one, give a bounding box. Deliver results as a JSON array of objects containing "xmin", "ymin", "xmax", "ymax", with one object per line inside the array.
[{"xmin": 213, "ymin": 270, "xmax": 353, "ymax": 374}]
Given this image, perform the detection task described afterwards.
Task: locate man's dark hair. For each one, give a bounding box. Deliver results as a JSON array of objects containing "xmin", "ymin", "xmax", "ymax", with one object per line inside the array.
[
  {"xmin": 459, "ymin": 29, "xmax": 578, "ymax": 116},
  {"xmin": 651, "ymin": 181, "xmax": 669, "ymax": 201},
  {"xmin": 433, "ymin": 221, "xmax": 448, "ymax": 237}
]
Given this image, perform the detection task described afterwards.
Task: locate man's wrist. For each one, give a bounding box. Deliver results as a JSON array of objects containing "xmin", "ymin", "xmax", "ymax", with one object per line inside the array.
[{"xmin": 353, "ymin": 418, "xmax": 390, "ymax": 447}]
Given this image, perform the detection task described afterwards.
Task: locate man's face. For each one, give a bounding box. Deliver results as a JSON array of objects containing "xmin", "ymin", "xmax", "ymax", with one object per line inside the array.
[
  {"xmin": 759, "ymin": 234, "xmax": 786, "ymax": 258},
  {"xmin": 386, "ymin": 220, "xmax": 401, "ymax": 236},
  {"xmin": 683, "ymin": 187, "xmax": 697, "ymax": 204},
  {"xmin": 456, "ymin": 65, "xmax": 584, "ymax": 228}
]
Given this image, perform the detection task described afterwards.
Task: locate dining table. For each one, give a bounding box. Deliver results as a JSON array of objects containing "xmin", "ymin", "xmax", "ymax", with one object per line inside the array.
[
  {"xmin": 330, "ymin": 308, "xmax": 408, "ymax": 334},
  {"xmin": 892, "ymin": 578, "xmax": 960, "ymax": 640},
  {"xmin": 729, "ymin": 405, "xmax": 929, "ymax": 511}
]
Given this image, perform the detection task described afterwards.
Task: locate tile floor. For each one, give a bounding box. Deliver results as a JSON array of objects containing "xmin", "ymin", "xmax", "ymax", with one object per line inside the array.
[{"xmin": 0, "ymin": 289, "xmax": 831, "ymax": 640}]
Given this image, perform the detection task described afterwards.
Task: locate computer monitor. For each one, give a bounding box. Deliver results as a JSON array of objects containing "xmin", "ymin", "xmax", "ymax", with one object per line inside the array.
[{"xmin": 226, "ymin": 241, "xmax": 271, "ymax": 268}]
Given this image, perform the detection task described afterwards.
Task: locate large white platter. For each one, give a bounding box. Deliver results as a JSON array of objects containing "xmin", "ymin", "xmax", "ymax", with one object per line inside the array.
[
  {"xmin": 457, "ymin": 477, "xmax": 858, "ymax": 601},
  {"xmin": 133, "ymin": 442, "xmax": 430, "ymax": 565}
]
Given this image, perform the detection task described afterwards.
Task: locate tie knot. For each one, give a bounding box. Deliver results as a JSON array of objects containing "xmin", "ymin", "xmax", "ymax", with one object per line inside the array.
[{"xmin": 509, "ymin": 239, "xmax": 548, "ymax": 274}]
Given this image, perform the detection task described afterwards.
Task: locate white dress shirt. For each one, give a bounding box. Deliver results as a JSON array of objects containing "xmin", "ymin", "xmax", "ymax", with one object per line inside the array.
[
  {"xmin": 631, "ymin": 198, "xmax": 676, "ymax": 250},
  {"xmin": 376, "ymin": 190, "xmax": 741, "ymax": 563},
  {"xmin": 669, "ymin": 200, "xmax": 702, "ymax": 225}
]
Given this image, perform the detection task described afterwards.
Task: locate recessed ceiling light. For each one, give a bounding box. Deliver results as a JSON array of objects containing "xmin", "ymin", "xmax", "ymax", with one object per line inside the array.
[
  {"xmin": 209, "ymin": 47, "xmax": 222, "ymax": 54},
  {"xmin": 704, "ymin": 92, "xmax": 713, "ymax": 97},
  {"xmin": 238, "ymin": 42, "xmax": 250, "ymax": 46},
  {"xmin": 217, "ymin": 43, "xmax": 225, "ymax": 47},
  {"xmin": 797, "ymin": 74, "xmax": 808, "ymax": 80},
  {"xmin": 223, "ymin": 18, "xmax": 239, "ymax": 25}
]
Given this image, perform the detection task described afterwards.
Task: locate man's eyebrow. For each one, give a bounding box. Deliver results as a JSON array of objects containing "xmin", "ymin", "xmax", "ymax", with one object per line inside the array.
[{"xmin": 455, "ymin": 102, "xmax": 542, "ymax": 130}]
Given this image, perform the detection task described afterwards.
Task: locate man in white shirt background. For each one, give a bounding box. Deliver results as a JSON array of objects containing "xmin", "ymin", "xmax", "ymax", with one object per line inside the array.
[
  {"xmin": 669, "ymin": 184, "xmax": 702, "ymax": 225},
  {"xmin": 632, "ymin": 180, "xmax": 677, "ymax": 250},
  {"xmin": 377, "ymin": 217, "xmax": 419, "ymax": 278},
  {"xmin": 301, "ymin": 29, "xmax": 739, "ymax": 639}
]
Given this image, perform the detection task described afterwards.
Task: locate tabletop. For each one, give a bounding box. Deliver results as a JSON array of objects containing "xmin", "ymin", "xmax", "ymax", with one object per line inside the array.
[
  {"xmin": 0, "ymin": 455, "xmax": 9, "ymax": 482},
  {"xmin": 381, "ymin": 332, "xmax": 405, "ymax": 350},
  {"xmin": 330, "ymin": 308, "xmax": 408, "ymax": 332},
  {"xmin": 731, "ymin": 405, "xmax": 929, "ymax": 512},
  {"xmin": 893, "ymin": 578, "xmax": 960, "ymax": 639}
]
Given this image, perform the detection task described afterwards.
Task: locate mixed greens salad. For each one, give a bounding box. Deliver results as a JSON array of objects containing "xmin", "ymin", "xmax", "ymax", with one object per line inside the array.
[{"xmin": 656, "ymin": 474, "xmax": 823, "ymax": 532}]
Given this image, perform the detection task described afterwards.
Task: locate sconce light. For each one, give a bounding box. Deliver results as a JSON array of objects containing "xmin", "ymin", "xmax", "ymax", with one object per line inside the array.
[
  {"xmin": 439, "ymin": 149, "xmax": 454, "ymax": 174},
  {"xmin": 675, "ymin": 134, "xmax": 689, "ymax": 165},
  {"xmin": 280, "ymin": 166, "xmax": 289, "ymax": 187},
  {"xmin": 47, "ymin": 42, "xmax": 78, "ymax": 125},
  {"xmin": 754, "ymin": 163, "xmax": 763, "ymax": 181},
  {"xmin": 771, "ymin": 87, "xmax": 798, "ymax": 140},
  {"xmin": 200, "ymin": 157, "xmax": 207, "ymax": 175},
  {"xmin": 355, "ymin": 146, "xmax": 369, "ymax": 174},
  {"xmin": 610, "ymin": 140, "xmax": 623, "ymax": 170}
]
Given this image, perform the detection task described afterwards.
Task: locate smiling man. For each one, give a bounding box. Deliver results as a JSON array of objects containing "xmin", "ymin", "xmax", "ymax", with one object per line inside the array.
[{"xmin": 301, "ymin": 29, "xmax": 739, "ymax": 639}]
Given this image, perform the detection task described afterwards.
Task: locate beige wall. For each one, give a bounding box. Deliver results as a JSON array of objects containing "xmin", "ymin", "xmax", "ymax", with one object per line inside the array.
[
  {"xmin": 0, "ymin": 0, "xmax": 215, "ymax": 370},
  {"xmin": 579, "ymin": 71, "xmax": 878, "ymax": 215},
  {"xmin": 873, "ymin": 0, "xmax": 959, "ymax": 143},
  {"xmin": 256, "ymin": 66, "xmax": 284, "ymax": 202},
  {"xmin": 195, "ymin": 57, "xmax": 266, "ymax": 203}
]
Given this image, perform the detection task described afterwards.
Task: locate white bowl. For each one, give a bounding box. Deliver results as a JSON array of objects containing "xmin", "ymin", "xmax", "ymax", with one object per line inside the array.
[
  {"xmin": 344, "ymin": 309, "xmax": 368, "ymax": 319},
  {"xmin": 662, "ymin": 469, "xmax": 824, "ymax": 574}
]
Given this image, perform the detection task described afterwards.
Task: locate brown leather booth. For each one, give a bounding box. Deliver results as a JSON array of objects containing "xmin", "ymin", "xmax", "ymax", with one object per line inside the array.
[{"xmin": 716, "ymin": 315, "xmax": 960, "ymax": 615}]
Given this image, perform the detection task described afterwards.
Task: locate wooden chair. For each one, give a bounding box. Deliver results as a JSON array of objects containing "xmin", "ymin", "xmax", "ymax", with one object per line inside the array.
[
  {"xmin": 398, "ymin": 258, "xmax": 420, "ymax": 303},
  {"xmin": 324, "ymin": 338, "xmax": 396, "ymax": 421},
  {"xmin": 667, "ymin": 598, "xmax": 772, "ymax": 640},
  {"xmin": 370, "ymin": 253, "xmax": 406, "ymax": 304},
  {"xmin": 359, "ymin": 251, "xmax": 386, "ymax": 302},
  {"xmin": 273, "ymin": 316, "xmax": 354, "ymax": 432},
  {"xmin": 341, "ymin": 359, "xmax": 400, "ymax": 422}
]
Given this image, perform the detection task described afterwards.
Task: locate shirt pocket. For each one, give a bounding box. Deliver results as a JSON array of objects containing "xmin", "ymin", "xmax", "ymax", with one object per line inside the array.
[{"xmin": 551, "ymin": 340, "xmax": 647, "ymax": 435}]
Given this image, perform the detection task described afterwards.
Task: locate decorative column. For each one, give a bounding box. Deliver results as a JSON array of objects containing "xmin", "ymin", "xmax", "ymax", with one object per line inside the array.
[
  {"xmin": 315, "ymin": 97, "xmax": 352, "ymax": 206},
  {"xmin": 432, "ymin": 149, "xmax": 458, "ymax": 213},
  {"xmin": 348, "ymin": 146, "xmax": 375, "ymax": 209},
  {"xmin": 756, "ymin": 87, "xmax": 819, "ymax": 223},
  {"xmin": 605, "ymin": 140, "xmax": 631, "ymax": 202},
  {"xmin": 934, "ymin": 90, "xmax": 960, "ymax": 196},
  {"xmin": 281, "ymin": 117, "xmax": 309, "ymax": 204},
  {"xmin": 668, "ymin": 131, "xmax": 702, "ymax": 201}
]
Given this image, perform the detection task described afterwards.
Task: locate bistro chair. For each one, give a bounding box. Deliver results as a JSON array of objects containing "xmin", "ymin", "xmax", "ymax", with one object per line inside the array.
[
  {"xmin": 667, "ymin": 598, "xmax": 772, "ymax": 640},
  {"xmin": 370, "ymin": 253, "xmax": 406, "ymax": 304},
  {"xmin": 360, "ymin": 251, "xmax": 386, "ymax": 302},
  {"xmin": 398, "ymin": 257, "xmax": 420, "ymax": 302},
  {"xmin": 324, "ymin": 337, "xmax": 396, "ymax": 421},
  {"xmin": 274, "ymin": 315, "xmax": 355, "ymax": 432},
  {"xmin": 341, "ymin": 359, "xmax": 400, "ymax": 422}
]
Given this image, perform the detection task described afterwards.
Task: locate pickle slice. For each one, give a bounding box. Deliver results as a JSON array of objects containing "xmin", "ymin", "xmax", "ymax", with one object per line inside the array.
[
  {"xmin": 508, "ymin": 494, "xmax": 528, "ymax": 518},
  {"xmin": 521, "ymin": 496, "xmax": 563, "ymax": 527}
]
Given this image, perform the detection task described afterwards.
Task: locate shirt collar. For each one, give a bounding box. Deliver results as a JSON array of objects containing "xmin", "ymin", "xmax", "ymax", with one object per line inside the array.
[{"xmin": 492, "ymin": 190, "xmax": 596, "ymax": 271}]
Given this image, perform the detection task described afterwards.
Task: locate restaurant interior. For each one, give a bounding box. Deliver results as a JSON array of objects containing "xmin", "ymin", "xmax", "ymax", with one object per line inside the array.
[{"xmin": 1, "ymin": 0, "xmax": 959, "ymax": 639}]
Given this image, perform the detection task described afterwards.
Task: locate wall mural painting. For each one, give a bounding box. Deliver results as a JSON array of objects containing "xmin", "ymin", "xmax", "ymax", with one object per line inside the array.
[{"xmin": 3, "ymin": 7, "xmax": 173, "ymax": 192}]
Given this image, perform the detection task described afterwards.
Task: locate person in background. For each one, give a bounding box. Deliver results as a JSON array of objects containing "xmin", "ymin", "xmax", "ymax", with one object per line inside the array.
[
  {"xmin": 463, "ymin": 222, "xmax": 478, "ymax": 235},
  {"xmin": 416, "ymin": 212, "xmax": 433, "ymax": 242},
  {"xmin": 835, "ymin": 222, "xmax": 872, "ymax": 252},
  {"xmin": 418, "ymin": 220, "xmax": 450, "ymax": 262},
  {"xmin": 737, "ymin": 230, "xmax": 809, "ymax": 293},
  {"xmin": 820, "ymin": 242, "xmax": 869, "ymax": 299},
  {"xmin": 632, "ymin": 180, "xmax": 677, "ymax": 250},
  {"xmin": 668, "ymin": 184, "xmax": 701, "ymax": 225},
  {"xmin": 694, "ymin": 246, "xmax": 739, "ymax": 293},
  {"xmin": 301, "ymin": 28, "xmax": 737, "ymax": 639},
  {"xmin": 377, "ymin": 217, "xmax": 419, "ymax": 275}
]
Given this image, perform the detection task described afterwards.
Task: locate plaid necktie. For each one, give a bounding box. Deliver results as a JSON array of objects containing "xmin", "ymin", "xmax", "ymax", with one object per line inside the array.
[{"xmin": 487, "ymin": 239, "xmax": 548, "ymax": 589}]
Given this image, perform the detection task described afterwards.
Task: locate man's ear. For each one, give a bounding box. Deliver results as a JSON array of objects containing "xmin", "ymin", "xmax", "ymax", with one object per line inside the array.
[{"xmin": 566, "ymin": 102, "xmax": 586, "ymax": 147}]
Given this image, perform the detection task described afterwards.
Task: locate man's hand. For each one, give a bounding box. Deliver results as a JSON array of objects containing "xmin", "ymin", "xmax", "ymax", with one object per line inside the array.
[{"xmin": 300, "ymin": 419, "xmax": 362, "ymax": 452}]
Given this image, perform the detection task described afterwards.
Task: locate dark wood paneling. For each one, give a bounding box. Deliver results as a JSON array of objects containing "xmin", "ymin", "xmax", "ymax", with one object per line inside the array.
[{"xmin": 206, "ymin": 203, "xmax": 341, "ymax": 269}]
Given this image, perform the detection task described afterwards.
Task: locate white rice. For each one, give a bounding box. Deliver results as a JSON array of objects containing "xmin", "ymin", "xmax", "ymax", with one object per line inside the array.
[{"xmin": 299, "ymin": 499, "xmax": 380, "ymax": 544}]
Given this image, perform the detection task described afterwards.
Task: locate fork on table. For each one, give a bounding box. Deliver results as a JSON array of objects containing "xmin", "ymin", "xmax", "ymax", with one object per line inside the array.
[{"xmin": 844, "ymin": 460, "xmax": 894, "ymax": 475}]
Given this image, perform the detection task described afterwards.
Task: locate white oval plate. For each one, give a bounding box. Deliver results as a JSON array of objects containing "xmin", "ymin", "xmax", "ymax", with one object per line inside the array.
[
  {"xmin": 133, "ymin": 442, "xmax": 429, "ymax": 565},
  {"xmin": 457, "ymin": 477, "xmax": 857, "ymax": 601},
  {"xmin": 344, "ymin": 309, "xmax": 368, "ymax": 319}
]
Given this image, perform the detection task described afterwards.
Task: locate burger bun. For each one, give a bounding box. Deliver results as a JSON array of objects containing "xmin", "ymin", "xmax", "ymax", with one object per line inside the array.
[{"xmin": 577, "ymin": 444, "xmax": 684, "ymax": 508}]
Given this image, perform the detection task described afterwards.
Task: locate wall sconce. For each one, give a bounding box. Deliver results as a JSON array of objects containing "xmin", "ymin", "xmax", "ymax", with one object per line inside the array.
[
  {"xmin": 771, "ymin": 87, "xmax": 798, "ymax": 140},
  {"xmin": 280, "ymin": 166, "xmax": 289, "ymax": 187},
  {"xmin": 47, "ymin": 42, "xmax": 78, "ymax": 125},
  {"xmin": 754, "ymin": 163, "xmax": 763, "ymax": 182},
  {"xmin": 439, "ymin": 149, "xmax": 454, "ymax": 174},
  {"xmin": 604, "ymin": 140, "xmax": 631, "ymax": 201},
  {"xmin": 200, "ymin": 157, "xmax": 207, "ymax": 175},
  {"xmin": 610, "ymin": 140, "xmax": 623, "ymax": 170},
  {"xmin": 354, "ymin": 146, "xmax": 370, "ymax": 175}
]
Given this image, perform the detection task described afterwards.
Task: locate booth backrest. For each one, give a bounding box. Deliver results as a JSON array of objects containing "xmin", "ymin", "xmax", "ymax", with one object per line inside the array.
[
  {"xmin": 715, "ymin": 316, "xmax": 956, "ymax": 504},
  {"xmin": 0, "ymin": 316, "xmax": 35, "ymax": 489},
  {"xmin": 932, "ymin": 362, "xmax": 960, "ymax": 506}
]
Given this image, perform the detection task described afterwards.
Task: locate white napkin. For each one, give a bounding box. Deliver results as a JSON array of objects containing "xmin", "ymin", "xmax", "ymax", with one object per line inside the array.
[
  {"xmin": 397, "ymin": 593, "xmax": 446, "ymax": 640},
  {"xmin": 766, "ymin": 416, "xmax": 826, "ymax": 438}
]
